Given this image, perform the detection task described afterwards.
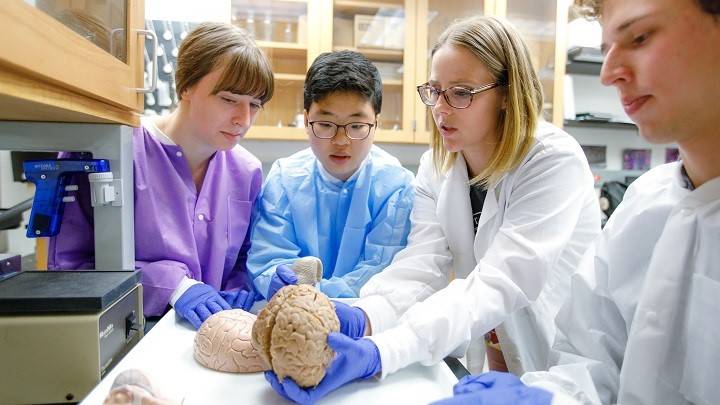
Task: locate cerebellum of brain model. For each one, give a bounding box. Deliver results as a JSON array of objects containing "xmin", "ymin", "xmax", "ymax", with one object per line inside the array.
[
  {"xmin": 194, "ymin": 309, "xmax": 269, "ymax": 373},
  {"xmin": 251, "ymin": 284, "xmax": 340, "ymax": 387}
]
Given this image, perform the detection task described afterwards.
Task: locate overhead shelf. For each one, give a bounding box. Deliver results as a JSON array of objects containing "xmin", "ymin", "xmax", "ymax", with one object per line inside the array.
[
  {"xmin": 333, "ymin": 46, "xmax": 403, "ymax": 62},
  {"xmin": 382, "ymin": 79, "xmax": 402, "ymax": 86},
  {"xmin": 257, "ymin": 41, "xmax": 307, "ymax": 59},
  {"xmin": 564, "ymin": 119, "xmax": 637, "ymax": 130},
  {"xmin": 246, "ymin": 126, "xmax": 306, "ymax": 140},
  {"xmin": 566, "ymin": 60, "xmax": 602, "ymax": 75},
  {"xmin": 274, "ymin": 73, "xmax": 305, "ymax": 81},
  {"xmin": 566, "ymin": 46, "xmax": 603, "ymax": 75},
  {"xmin": 334, "ymin": 1, "xmax": 403, "ymax": 15}
]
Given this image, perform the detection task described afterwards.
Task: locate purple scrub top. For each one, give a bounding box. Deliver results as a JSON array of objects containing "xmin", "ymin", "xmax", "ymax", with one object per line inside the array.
[{"xmin": 47, "ymin": 124, "xmax": 262, "ymax": 316}]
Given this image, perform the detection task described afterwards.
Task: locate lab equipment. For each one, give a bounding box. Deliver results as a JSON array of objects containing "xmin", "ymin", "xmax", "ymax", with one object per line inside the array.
[
  {"xmin": 265, "ymin": 333, "xmax": 381, "ymax": 404},
  {"xmin": 0, "ymin": 253, "xmax": 21, "ymax": 275},
  {"xmin": 267, "ymin": 264, "xmax": 298, "ymax": 299},
  {"xmin": 23, "ymin": 158, "xmax": 110, "ymax": 237},
  {"xmin": 333, "ymin": 300, "xmax": 366, "ymax": 339},
  {"xmin": 0, "ymin": 271, "xmax": 143, "ymax": 404},
  {"xmin": 174, "ymin": 283, "xmax": 231, "ymax": 329}
]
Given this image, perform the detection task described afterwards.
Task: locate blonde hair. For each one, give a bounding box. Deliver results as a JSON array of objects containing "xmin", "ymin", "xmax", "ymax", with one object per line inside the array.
[
  {"xmin": 175, "ymin": 22, "xmax": 274, "ymax": 104},
  {"xmin": 430, "ymin": 15, "xmax": 542, "ymax": 187}
]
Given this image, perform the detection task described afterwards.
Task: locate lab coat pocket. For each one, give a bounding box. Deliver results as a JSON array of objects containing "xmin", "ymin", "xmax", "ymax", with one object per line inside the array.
[
  {"xmin": 226, "ymin": 198, "xmax": 252, "ymax": 265},
  {"xmin": 679, "ymin": 273, "xmax": 720, "ymax": 403}
]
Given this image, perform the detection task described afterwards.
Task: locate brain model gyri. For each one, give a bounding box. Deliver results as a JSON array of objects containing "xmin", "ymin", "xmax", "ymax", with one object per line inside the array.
[
  {"xmin": 194, "ymin": 310, "xmax": 268, "ymax": 373},
  {"xmin": 251, "ymin": 284, "xmax": 340, "ymax": 387}
]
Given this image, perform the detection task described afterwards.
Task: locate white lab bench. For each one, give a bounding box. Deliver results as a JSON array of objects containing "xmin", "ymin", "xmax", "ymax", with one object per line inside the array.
[{"xmin": 82, "ymin": 309, "xmax": 461, "ymax": 404}]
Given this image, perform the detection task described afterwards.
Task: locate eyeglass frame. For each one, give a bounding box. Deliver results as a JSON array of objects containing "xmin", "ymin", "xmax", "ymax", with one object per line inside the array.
[
  {"xmin": 307, "ymin": 120, "xmax": 377, "ymax": 141},
  {"xmin": 416, "ymin": 82, "xmax": 504, "ymax": 109}
]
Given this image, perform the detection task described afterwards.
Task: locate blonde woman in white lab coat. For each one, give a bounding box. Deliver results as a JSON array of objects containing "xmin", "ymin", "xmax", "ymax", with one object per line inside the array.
[{"xmin": 264, "ymin": 15, "xmax": 601, "ymax": 404}]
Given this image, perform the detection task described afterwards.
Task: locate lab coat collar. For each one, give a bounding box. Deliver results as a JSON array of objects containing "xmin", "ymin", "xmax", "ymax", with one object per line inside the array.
[
  {"xmin": 438, "ymin": 155, "xmax": 475, "ymax": 262},
  {"xmin": 687, "ymin": 172, "xmax": 720, "ymax": 205},
  {"xmin": 316, "ymin": 153, "xmax": 369, "ymax": 186},
  {"xmin": 141, "ymin": 116, "xmax": 177, "ymax": 146}
]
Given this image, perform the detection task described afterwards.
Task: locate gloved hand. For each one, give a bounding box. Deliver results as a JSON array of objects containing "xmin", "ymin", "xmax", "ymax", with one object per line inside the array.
[
  {"xmin": 332, "ymin": 301, "xmax": 367, "ymax": 339},
  {"xmin": 174, "ymin": 283, "xmax": 231, "ymax": 329},
  {"xmin": 265, "ymin": 333, "xmax": 381, "ymax": 404},
  {"xmin": 453, "ymin": 371, "xmax": 525, "ymax": 394},
  {"xmin": 267, "ymin": 264, "xmax": 298, "ymax": 299},
  {"xmin": 219, "ymin": 288, "xmax": 256, "ymax": 312},
  {"xmin": 429, "ymin": 372, "xmax": 553, "ymax": 405}
]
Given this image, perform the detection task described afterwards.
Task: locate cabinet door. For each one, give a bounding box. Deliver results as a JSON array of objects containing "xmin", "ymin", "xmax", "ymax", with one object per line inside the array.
[
  {"xmin": 327, "ymin": 0, "xmax": 416, "ymax": 143},
  {"xmin": 504, "ymin": 0, "xmax": 566, "ymax": 126},
  {"xmin": 0, "ymin": 0, "xmax": 145, "ymax": 121},
  {"xmin": 236, "ymin": 0, "xmax": 314, "ymax": 140},
  {"xmin": 414, "ymin": 0, "xmax": 491, "ymax": 144}
]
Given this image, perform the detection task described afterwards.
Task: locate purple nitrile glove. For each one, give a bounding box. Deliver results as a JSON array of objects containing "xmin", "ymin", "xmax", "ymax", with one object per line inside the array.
[
  {"xmin": 265, "ymin": 333, "xmax": 381, "ymax": 405},
  {"xmin": 429, "ymin": 372, "xmax": 553, "ymax": 405},
  {"xmin": 174, "ymin": 283, "xmax": 231, "ymax": 329},
  {"xmin": 219, "ymin": 288, "xmax": 256, "ymax": 312},
  {"xmin": 332, "ymin": 300, "xmax": 366, "ymax": 339},
  {"xmin": 267, "ymin": 264, "xmax": 298, "ymax": 299}
]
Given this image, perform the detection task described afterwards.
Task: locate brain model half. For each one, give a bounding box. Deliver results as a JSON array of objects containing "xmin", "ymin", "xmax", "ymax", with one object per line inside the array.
[
  {"xmin": 194, "ymin": 309, "xmax": 268, "ymax": 373},
  {"xmin": 251, "ymin": 284, "xmax": 339, "ymax": 387}
]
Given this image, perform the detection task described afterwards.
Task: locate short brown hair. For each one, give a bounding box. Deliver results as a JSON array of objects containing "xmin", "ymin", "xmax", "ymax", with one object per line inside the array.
[
  {"xmin": 429, "ymin": 16, "xmax": 543, "ymax": 187},
  {"xmin": 175, "ymin": 22, "xmax": 274, "ymax": 104},
  {"xmin": 575, "ymin": 0, "xmax": 720, "ymax": 18}
]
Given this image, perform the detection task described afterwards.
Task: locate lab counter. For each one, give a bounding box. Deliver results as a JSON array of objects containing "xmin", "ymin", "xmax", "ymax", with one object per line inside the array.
[{"xmin": 82, "ymin": 309, "xmax": 462, "ymax": 404}]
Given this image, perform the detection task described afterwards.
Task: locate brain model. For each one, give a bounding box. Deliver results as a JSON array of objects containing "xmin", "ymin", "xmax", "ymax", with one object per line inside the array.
[
  {"xmin": 292, "ymin": 256, "xmax": 323, "ymax": 285},
  {"xmin": 251, "ymin": 284, "xmax": 339, "ymax": 387},
  {"xmin": 194, "ymin": 310, "xmax": 268, "ymax": 373}
]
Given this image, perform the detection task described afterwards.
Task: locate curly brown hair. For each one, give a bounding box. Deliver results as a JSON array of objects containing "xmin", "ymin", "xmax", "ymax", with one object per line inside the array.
[{"xmin": 574, "ymin": 0, "xmax": 719, "ymax": 18}]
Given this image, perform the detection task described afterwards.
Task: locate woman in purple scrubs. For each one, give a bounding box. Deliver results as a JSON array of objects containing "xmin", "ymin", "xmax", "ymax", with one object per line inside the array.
[{"xmin": 47, "ymin": 22, "xmax": 274, "ymax": 329}]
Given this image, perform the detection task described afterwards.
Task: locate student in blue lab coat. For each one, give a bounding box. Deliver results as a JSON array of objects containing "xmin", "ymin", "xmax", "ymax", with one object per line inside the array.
[{"xmin": 247, "ymin": 50, "xmax": 415, "ymax": 299}]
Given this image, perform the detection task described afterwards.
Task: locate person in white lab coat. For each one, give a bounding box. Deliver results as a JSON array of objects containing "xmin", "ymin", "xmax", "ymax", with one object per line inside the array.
[
  {"xmin": 432, "ymin": 0, "xmax": 720, "ymax": 404},
  {"xmin": 264, "ymin": 15, "xmax": 601, "ymax": 404}
]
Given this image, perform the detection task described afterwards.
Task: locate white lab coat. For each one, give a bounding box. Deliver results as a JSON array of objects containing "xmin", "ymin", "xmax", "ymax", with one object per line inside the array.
[
  {"xmin": 356, "ymin": 122, "xmax": 601, "ymax": 377},
  {"xmin": 523, "ymin": 162, "xmax": 720, "ymax": 405}
]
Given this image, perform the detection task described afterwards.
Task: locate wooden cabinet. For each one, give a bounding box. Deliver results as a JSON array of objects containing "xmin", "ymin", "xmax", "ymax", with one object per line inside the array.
[
  {"xmin": 239, "ymin": 0, "xmax": 567, "ymax": 144},
  {"xmin": 503, "ymin": 0, "xmax": 567, "ymax": 126},
  {"xmin": 243, "ymin": 0, "xmax": 418, "ymax": 143},
  {"xmin": 0, "ymin": 0, "xmax": 146, "ymax": 126},
  {"xmin": 233, "ymin": 0, "xmax": 318, "ymax": 140}
]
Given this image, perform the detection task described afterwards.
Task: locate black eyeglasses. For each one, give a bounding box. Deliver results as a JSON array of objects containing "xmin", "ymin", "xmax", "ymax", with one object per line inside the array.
[
  {"xmin": 308, "ymin": 121, "xmax": 376, "ymax": 140},
  {"xmin": 416, "ymin": 82, "xmax": 503, "ymax": 109}
]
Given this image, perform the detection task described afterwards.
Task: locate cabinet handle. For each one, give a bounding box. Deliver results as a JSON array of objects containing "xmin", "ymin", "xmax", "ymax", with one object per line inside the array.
[{"xmin": 134, "ymin": 29, "xmax": 158, "ymax": 93}]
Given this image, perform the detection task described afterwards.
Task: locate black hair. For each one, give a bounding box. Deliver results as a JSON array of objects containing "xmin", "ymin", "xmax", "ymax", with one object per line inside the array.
[
  {"xmin": 699, "ymin": 0, "xmax": 720, "ymax": 15},
  {"xmin": 303, "ymin": 50, "xmax": 382, "ymax": 114}
]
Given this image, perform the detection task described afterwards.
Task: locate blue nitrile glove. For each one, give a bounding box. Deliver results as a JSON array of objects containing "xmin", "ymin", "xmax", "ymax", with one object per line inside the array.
[
  {"xmin": 219, "ymin": 288, "xmax": 256, "ymax": 311},
  {"xmin": 265, "ymin": 333, "xmax": 381, "ymax": 405},
  {"xmin": 429, "ymin": 372, "xmax": 553, "ymax": 405},
  {"xmin": 267, "ymin": 264, "xmax": 298, "ymax": 299},
  {"xmin": 175, "ymin": 283, "xmax": 231, "ymax": 329},
  {"xmin": 332, "ymin": 301, "xmax": 366, "ymax": 339}
]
